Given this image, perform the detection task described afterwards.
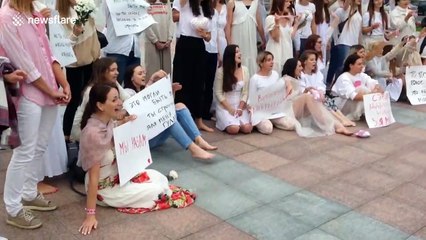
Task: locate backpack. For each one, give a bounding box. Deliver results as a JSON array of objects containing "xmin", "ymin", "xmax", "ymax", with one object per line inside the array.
[{"xmin": 66, "ymin": 141, "xmax": 86, "ymax": 196}]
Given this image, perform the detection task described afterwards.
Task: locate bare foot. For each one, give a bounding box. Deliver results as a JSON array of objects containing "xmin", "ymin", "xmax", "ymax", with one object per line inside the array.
[
  {"xmin": 189, "ymin": 143, "xmax": 215, "ymax": 160},
  {"xmin": 335, "ymin": 127, "xmax": 354, "ymax": 136},
  {"xmin": 195, "ymin": 137, "xmax": 218, "ymax": 151},
  {"xmin": 37, "ymin": 182, "xmax": 59, "ymax": 195},
  {"xmin": 196, "ymin": 119, "xmax": 214, "ymax": 132},
  {"xmin": 343, "ymin": 121, "xmax": 356, "ymax": 127}
]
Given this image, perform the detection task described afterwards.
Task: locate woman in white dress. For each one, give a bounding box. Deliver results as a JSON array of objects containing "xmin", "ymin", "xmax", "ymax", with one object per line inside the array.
[
  {"xmin": 249, "ymin": 51, "xmax": 294, "ymax": 134},
  {"xmin": 216, "ymin": 0, "xmax": 227, "ymax": 64},
  {"xmin": 331, "ymin": 54, "xmax": 384, "ymax": 121},
  {"xmin": 313, "ymin": 0, "xmax": 330, "ymax": 62},
  {"xmin": 265, "ymin": 0, "xmax": 299, "ymax": 73},
  {"xmin": 78, "ymin": 83, "xmax": 195, "ymax": 235},
  {"xmin": 225, "ymin": 0, "xmax": 266, "ymax": 76},
  {"xmin": 281, "ymin": 58, "xmax": 353, "ymax": 137},
  {"xmin": 214, "ymin": 45, "xmax": 253, "ymax": 134}
]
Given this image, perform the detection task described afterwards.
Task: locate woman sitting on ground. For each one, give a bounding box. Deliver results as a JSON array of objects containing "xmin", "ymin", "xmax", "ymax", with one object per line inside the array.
[
  {"xmin": 281, "ymin": 58, "xmax": 353, "ymax": 137},
  {"xmin": 331, "ymin": 54, "xmax": 384, "ymax": 121},
  {"xmin": 78, "ymin": 83, "xmax": 196, "ymax": 236},
  {"xmin": 214, "ymin": 44, "xmax": 253, "ymax": 134},
  {"xmin": 123, "ymin": 64, "xmax": 217, "ymax": 159},
  {"xmin": 248, "ymin": 51, "xmax": 293, "ymax": 135},
  {"xmin": 73, "ymin": 58, "xmax": 216, "ymax": 159},
  {"xmin": 299, "ymin": 50, "xmax": 356, "ymax": 127}
]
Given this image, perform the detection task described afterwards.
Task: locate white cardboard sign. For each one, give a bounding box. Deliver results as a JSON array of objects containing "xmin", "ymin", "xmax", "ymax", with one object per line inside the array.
[
  {"xmin": 406, "ymin": 66, "xmax": 426, "ymax": 105},
  {"xmin": 123, "ymin": 76, "xmax": 176, "ymax": 140},
  {"xmin": 106, "ymin": 0, "xmax": 156, "ymax": 36},
  {"xmin": 363, "ymin": 92, "xmax": 395, "ymax": 128},
  {"xmin": 48, "ymin": 13, "xmax": 77, "ymax": 67},
  {"xmin": 113, "ymin": 115, "xmax": 152, "ymax": 186}
]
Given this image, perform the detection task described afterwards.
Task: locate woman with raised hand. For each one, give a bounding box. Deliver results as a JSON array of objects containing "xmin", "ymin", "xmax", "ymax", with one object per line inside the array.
[
  {"xmin": 362, "ymin": 0, "xmax": 391, "ymax": 48},
  {"xmin": 214, "ymin": 44, "xmax": 253, "ymax": 134},
  {"xmin": 0, "ymin": 0, "xmax": 70, "ymax": 229},
  {"xmin": 78, "ymin": 83, "xmax": 196, "ymax": 236},
  {"xmin": 123, "ymin": 64, "xmax": 217, "ymax": 159},
  {"xmin": 265, "ymin": 0, "xmax": 299, "ymax": 73},
  {"xmin": 331, "ymin": 54, "xmax": 383, "ymax": 121},
  {"xmin": 389, "ymin": 0, "xmax": 416, "ymax": 44}
]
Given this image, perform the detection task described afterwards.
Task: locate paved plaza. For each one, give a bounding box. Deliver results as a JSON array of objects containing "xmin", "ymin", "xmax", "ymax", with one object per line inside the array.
[{"xmin": 1, "ymin": 102, "xmax": 426, "ymax": 239}]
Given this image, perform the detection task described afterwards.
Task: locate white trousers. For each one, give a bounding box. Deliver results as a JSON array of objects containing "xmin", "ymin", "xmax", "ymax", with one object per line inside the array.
[{"xmin": 3, "ymin": 97, "xmax": 58, "ymax": 216}]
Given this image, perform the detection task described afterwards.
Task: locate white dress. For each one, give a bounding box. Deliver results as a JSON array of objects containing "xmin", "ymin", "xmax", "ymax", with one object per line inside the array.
[
  {"xmin": 216, "ymin": 4, "xmax": 227, "ymax": 61},
  {"xmin": 84, "ymin": 148, "xmax": 171, "ymax": 209},
  {"xmin": 40, "ymin": 107, "xmax": 67, "ymax": 180},
  {"xmin": 231, "ymin": 0, "xmax": 259, "ymax": 76},
  {"xmin": 265, "ymin": 15, "xmax": 293, "ymax": 73},
  {"xmin": 215, "ymin": 81, "xmax": 251, "ymax": 130}
]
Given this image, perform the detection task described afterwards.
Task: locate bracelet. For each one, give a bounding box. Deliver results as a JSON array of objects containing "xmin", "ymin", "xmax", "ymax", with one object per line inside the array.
[{"xmin": 85, "ymin": 208, "xmax": 96, "ymax": 215}]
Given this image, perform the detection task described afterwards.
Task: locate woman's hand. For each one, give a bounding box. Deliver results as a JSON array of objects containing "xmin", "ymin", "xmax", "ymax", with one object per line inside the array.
[
  {"xmin": 39, "ymin": 8, "xmax": 51, "ymax": 18},
  {"xmin": 79, "ymin": 215, "xmax": 98, "ymax": 235},
  {"xmin": 3, "ymin": 70, "xmax": 26, "ymax": 84},
  {"xmin": 172, "ymin": 82, "xmax": 182, "ymax": 92},
  {"xmin": 73, "ymin": 24, "xmax": 84, "ymax": 36}
]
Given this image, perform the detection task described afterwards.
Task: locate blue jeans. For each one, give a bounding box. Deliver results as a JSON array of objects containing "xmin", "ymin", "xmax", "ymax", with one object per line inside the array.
[
  {"xmin": 326, "ymin": 44, "xmax": 350, "ymax": 89},
  {"xmin": 106, "ymin": 53, "xmax": 140, "ymax": 85},
  {"xmin": 149, "ymin": 107, "xmax": 200, "ymax": 149}
]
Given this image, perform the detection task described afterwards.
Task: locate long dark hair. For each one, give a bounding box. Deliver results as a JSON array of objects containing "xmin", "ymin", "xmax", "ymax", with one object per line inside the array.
[
  {"xmin": 281, "ymin": 58, "xmax": 299, "ymax": 78},
  {"xmin": 313, "ymin": 0, "xmax": 330, "ymax": 24},
  {"xmin": 81, "ymin": 82, "xmax": 118, "ymax": 130},
  {"xmin": 201, "ymin": 0, "xmax": 213, "ymax": 19},
  {"xmin": 367, "ymin": 0, "xmax": 388, "ymax": 33},
  {"xmin": 123, "ymin": 64, "xmax": 142, "ymax": 93},
  {"xmin": 89, "ymin": 57, "xmax": 117, "ymax": 86},
  {"xmin": 304, "ymin": 34, "xmax": 322, "ymax": 59},
  {"xmin": 269, "ymin": 0, "xmax": 285, "ymax": 15},
  {"xmin": 222, "ymin": 44, "xmax": 241, "ymax": 92},
  {"xmin": 343, "ymin": 54, "xmax": 362, "ymax": 73}
]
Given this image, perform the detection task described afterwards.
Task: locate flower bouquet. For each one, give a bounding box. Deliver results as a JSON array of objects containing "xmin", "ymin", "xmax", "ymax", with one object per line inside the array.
[{"xmin": 73, "ymin": 0, "xmax": 96, "ymax": 25}]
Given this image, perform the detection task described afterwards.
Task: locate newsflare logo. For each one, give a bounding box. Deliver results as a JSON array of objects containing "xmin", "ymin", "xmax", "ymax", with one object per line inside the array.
[
  {"xmin": 12, "ymin": 14, "xmax": 25, "ymax": 26},
  {"xmin": 12, "ymin": 13, "xmax": 75, "ymax": 26}
]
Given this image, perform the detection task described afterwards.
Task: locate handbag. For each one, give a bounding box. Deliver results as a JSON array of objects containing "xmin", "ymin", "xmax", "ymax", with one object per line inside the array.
[
  {"xmin": 337, "ymin": 10, "xmax": 357, "ymax": 36},
  {"xmin": 97, "ymin": 30, "xmax": 108, "ymax": 49}
]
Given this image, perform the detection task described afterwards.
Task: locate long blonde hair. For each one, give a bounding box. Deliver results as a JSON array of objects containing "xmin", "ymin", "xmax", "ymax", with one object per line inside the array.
[
  {"xmin": 56, "ymin": 0, "xmax": 73, "ymax": 28},
  {"xmin": 9, "ymin": 0, "xmax": 33, "ymax": 13}
]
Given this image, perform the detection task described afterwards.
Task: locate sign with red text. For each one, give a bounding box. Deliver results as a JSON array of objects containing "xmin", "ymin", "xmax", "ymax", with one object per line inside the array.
[
  {"xmin": 406, "ymin": 66, "xmax": 426, "ymax": 105},
  {"xmin": 123, "ymin": 76, "xmax": 176, "ymax": 140},
  {"xmin": 113, "ymin": 115, "xmax": 152, "ymax": 186},
  {"xmin": 248, "ymin": 79, "xmax": 287, "ymax": 126},
  {"xmin": 106, "ymin": 0, "xmax": 156, "ymax": 36},
  {"xmin": 363, "ymin": 92, "xmax": 395, "ymax": 128}
]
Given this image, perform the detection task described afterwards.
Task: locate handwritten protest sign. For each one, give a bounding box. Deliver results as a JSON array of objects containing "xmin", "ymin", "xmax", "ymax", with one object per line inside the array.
[
  {"xmin": 113, "ymin": 115, "xmax": 152, "ymax": 186},
  {"xmin": 248, "ymin": 79, "xmax": 287, "ymax": 126},
  {"xmin": 48, "ymin": 13, "xmax": 77, "ymax": 66},
  {"xmin": 363, "ymin": 92, "xmax": 395, "ymax": 128},
  {"xmin": 106, "ymin": 0, "xmax": 156, "ymax": 36},
  {"xmin": 406, "ymin": 66, "xmax": 426, "ymax": 105},
  {"xmin": 123, "ymin": 76, "xmax": 176, "ymax": 139}
]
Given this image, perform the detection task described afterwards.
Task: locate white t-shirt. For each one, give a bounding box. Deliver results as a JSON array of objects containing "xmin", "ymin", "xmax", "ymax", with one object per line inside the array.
[
  {"xmin": 173, "ymin": 0, "xmax": 210, "ymax": 38},
  {"xmin": 331, "ymin": 72, "xmax": 378, "ymax": 100},
  {"xmin": 204, "ymin": 9, "xmax": 218, "ymax": 53},
  {"xmin": 300, "ymin": 71, "xmax": 326, "ymax": 93},
  {"xmin": 362, "ymin": 11, "xmax": 386, "ymax": 36},
  {"xmin": 295, "ymin": 2, "xmax": 316, "ymax": 39},
  {"xmin": 333, "ymin": 7, "xmax": 362, "ymax": 46}
]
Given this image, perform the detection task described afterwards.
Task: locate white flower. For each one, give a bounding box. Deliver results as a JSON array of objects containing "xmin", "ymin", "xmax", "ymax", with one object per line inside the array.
[{"xmin": 168, "ymin": 170, "xmax": 178, "ymax": 180}]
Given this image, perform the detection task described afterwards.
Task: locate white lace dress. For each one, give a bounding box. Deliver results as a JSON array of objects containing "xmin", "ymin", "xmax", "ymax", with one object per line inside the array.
[{"xmin": 215, "ymin": 81, "xmax": 251, "ymax": 130}]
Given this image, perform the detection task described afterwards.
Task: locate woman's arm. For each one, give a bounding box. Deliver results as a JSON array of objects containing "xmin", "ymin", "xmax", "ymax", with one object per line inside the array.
[
  {"xmin": 79, "ymin": 163, "xmax": 100, "ymax": 235},
  {"xmin": 225, "ymin": 0, "xmax": 235, "ymax": 43}
]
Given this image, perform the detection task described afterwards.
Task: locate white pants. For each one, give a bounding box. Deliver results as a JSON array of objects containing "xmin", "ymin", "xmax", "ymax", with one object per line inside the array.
[{"xmin": 3, "ymin": 97, "xmax": 58, "ymax": 216}]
